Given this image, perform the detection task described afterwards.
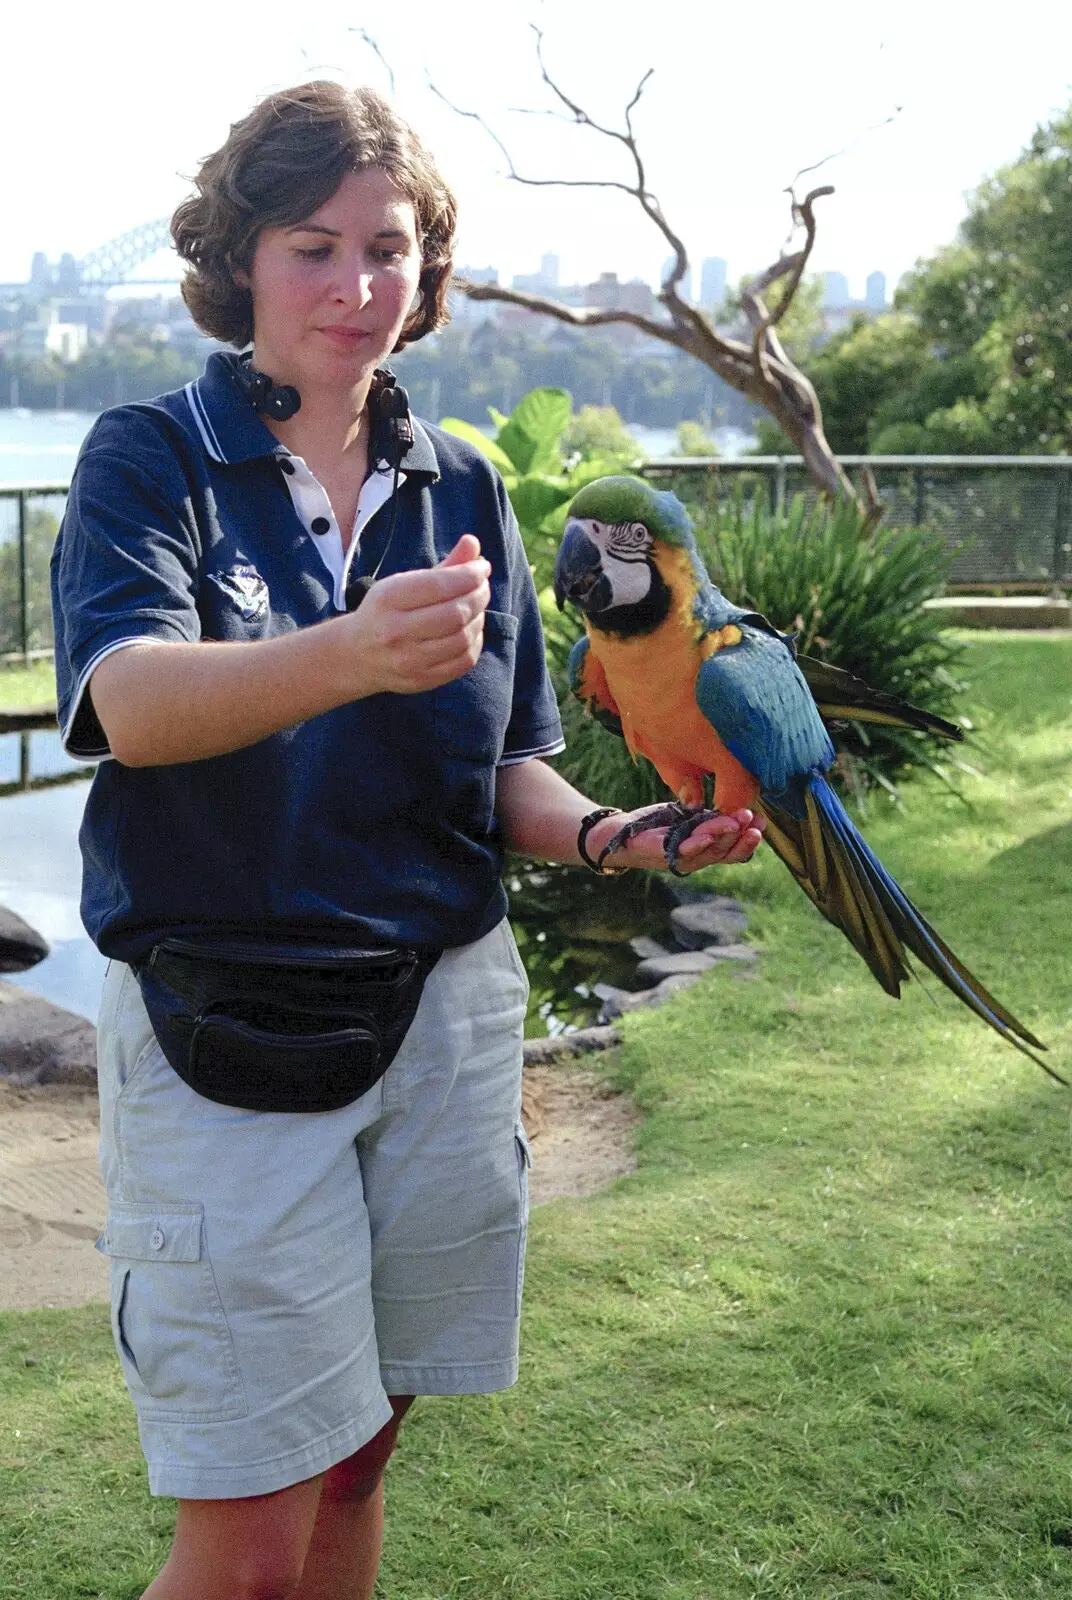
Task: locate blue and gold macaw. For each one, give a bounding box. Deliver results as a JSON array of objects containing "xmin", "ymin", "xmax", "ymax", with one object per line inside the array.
[{"xmin": 553, "ymin": 475, "xmax": 1055, "ymax": 1078}]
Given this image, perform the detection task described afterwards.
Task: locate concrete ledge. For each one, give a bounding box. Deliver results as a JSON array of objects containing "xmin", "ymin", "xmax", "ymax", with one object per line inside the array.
[
  {"xmin": 0, "ymin": 705, "xmax": 57, "ymax": 733},
  {"xmin": 925, "ymin": 596, "xmax": 1071, "ymax": 629}
]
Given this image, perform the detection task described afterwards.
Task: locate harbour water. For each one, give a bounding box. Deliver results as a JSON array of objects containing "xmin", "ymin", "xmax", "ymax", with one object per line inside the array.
[
  {"xmin": 0, "ymin": 408, "xmax": 98, "ymax": 484},
  {"xmin": 0, "ymin": 408, "xmax": 754, "ymax": 486}
]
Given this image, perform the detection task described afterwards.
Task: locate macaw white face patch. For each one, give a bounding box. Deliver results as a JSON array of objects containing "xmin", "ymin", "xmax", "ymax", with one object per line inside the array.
[
  {"xmin": 207, "ymin": 564, "xmax": 270, "ymax": 621},
  {"xmin": 576, "ymin": 517, "xmax": 654, "ymax": 609}
]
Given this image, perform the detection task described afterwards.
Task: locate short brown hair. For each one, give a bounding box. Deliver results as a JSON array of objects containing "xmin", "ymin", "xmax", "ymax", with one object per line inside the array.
[{"xmin": 172, "ymin": 81, "xmax": 457, "ymax": 350}]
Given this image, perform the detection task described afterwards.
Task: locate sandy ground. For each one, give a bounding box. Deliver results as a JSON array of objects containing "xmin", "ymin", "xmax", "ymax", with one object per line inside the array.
[{"xmin": 0, "ymin": 1067, "xmax": 638, "ymax": 1313}]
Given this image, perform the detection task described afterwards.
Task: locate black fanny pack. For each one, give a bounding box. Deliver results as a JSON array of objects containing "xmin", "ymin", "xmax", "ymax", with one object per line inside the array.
[{"xmin": 135, "ymin": 937, "xmax": 441, "ymax": 1113}]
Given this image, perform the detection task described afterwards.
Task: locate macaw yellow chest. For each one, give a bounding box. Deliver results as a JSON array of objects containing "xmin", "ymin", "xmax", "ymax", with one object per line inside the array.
[{"xmin": 586, "ymin": 606, "xmax": 761, "ymax": 812}]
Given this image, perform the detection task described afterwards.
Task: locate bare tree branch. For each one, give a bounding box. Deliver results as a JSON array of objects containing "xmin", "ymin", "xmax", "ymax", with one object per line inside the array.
[
  {"xmin": 787, "ymin": 105, "xmax": 902, "ymax": 191},
  {"xmin": 740, "ymin": 185, "xmax": 833, "ymax": 381},
  {"xmin": 349, "ymin": 28, "xmax": 396, "ymax": 95},
  {"xmin": 437, "ymin": 35, "xmax": 872, "ymax": 509}
]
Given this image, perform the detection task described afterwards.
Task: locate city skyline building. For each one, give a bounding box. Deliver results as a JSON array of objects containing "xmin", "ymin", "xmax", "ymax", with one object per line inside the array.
[
  {"xmin": 700, "ymin": 256, "xmax": 727, "ymax": 308},
  {"xmin": 865, "ymin": 270, "xmax": 887, "ymax": 309},
  {"xmin": 823, "ymin": 270, "xmax": 851, "ymax": 309}
]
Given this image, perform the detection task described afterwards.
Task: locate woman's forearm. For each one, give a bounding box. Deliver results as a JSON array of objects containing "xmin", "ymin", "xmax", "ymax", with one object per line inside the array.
[
  {"xmin": 494, "ymin": 757, "xmax": 604, "ymax": 865},
  {"xmin": 88, "ymin": 540, "xmax": 492, "ymax": 767},
  {"xmin": 88, "ymin": 623, "xmax": 363, "ymax": 767}
]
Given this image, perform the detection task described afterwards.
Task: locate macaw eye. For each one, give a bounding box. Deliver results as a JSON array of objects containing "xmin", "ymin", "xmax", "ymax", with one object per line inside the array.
[{"xmin": 608, "ymin": 521, "xmax": 651, "ymax": 559}]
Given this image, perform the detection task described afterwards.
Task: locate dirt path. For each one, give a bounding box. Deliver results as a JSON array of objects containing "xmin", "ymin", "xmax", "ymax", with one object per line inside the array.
[{"xmin": 0, "ymin": 1069, "xmax": 638, "ymax": 1312}]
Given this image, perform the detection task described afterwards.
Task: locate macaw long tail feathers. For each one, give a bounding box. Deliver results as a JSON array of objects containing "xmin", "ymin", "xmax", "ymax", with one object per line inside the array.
[
  {"xmin": 797, "ymin": 656, "xmax": 964, "ymax": 743},
  {"xmin": 761, "ymin": 775, "xmax": 1058, "ymax": 1081}
]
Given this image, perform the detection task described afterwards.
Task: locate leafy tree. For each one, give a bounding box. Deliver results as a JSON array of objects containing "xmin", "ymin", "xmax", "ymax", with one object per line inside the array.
[
  {"xmin": 673, "ymin": 420, "xmax": 719, "ymax": 457},
  {"xmin": 561, "ymin": 405, "xmax": 641, "ymax": 469},
  {"xmin": 756, "ymin": 106, "xmax": 1072, "ymax": 457}
]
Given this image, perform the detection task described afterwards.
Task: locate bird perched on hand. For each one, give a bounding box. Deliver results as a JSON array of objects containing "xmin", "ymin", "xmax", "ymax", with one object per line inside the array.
[{"xmin": 553, "ymin": 474, "xmax": 1055, "ymax": 1079}]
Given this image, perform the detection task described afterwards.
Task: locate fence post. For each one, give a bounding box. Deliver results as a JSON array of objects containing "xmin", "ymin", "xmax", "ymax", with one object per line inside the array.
[
  {"xmin": 1054, "ymin": 466, "xmax": 1070, "ymax": 597},
  {"xmin": 772, "ymin": 458, "xmax": 787, "ymax": 518},
  {"xmin": 18, "ymin": 732, "xmax": 31, "ymax": 791},
  {"xmin": 17, "ymin": 490, "xmax": 29, "ymax": 663},
  {"xmin": 914, "ymin": 466, "xmax": 927, "ymax": 527}
]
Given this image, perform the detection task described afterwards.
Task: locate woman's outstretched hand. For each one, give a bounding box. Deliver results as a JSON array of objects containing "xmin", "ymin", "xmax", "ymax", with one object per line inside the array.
[
  {"xmin": 341, "ymin": 534, "xmax": 491, "ymax": 696},
  {"xmin": 587, "ymin": 805, "xmax": 766, "ymax": 874}
]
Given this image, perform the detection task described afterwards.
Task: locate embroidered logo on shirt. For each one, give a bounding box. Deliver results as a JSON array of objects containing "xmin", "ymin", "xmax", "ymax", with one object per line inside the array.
[{"xmin": 207, "ymin": 564, "xmax": 270, "ymax": 621}]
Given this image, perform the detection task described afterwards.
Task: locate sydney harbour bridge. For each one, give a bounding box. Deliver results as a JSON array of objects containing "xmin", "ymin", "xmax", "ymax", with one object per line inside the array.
[{"xmin": 1, "ymin": 219, "xmax": 182, "ymax": 294}]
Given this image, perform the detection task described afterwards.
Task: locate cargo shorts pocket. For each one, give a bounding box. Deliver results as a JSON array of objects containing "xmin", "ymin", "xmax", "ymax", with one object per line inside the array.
[
  {"xmin": 515, "ymin": 1123, "xmax": 532, "ymax": 1316},
  {"xmin": 97, "ymin": 1202, "xmax": 248, "ymax": 1422}
]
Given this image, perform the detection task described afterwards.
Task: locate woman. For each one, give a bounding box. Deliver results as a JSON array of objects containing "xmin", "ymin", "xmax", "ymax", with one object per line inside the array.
[{"xmin": 51, "ymin": 81, "xmax": 763, "ymax": 1600}]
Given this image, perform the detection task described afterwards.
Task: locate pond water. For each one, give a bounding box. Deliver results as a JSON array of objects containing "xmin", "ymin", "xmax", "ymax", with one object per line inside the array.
[
  {"xmin": 0, "ymin": 779, "xmax": 106, "ymax": 1021},
  {"xmin": 0, "ymin": 779, "xmax": 669, "ymax": 1033},
  {"xmin": 0, "ymin": 729, "xmax": 89, "ymax": 789}
]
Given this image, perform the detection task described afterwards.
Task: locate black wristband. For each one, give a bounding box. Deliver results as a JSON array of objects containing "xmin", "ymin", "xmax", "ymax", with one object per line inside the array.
[{"xmin": 577, "ymin": 807, "xmax": 625, "ymax": 875}]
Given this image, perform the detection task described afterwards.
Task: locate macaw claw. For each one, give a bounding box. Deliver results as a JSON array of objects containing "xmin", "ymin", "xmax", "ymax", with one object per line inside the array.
[{"xmin": 596, "ymin": 802, "xmax": 722, "ymax": 877}]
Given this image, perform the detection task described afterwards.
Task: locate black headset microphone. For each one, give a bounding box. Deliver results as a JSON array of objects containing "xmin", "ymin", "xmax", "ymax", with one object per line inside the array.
[
  {"xmin": 235, "ymin": 358, "xmax": 414, "ymax": 611},
  {"xmin": 239, "ymin": 364, "xmax": 302, "ymax": 422}
]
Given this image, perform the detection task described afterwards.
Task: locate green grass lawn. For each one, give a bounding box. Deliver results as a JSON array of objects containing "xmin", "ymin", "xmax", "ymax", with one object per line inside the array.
[
  {"xmin": 0, "ymin": 660, "xmax": 56, "ymax": 710},
  {"xmin": 2, "ymin": 634, "xmax": 1071, "ymax": 1598}
]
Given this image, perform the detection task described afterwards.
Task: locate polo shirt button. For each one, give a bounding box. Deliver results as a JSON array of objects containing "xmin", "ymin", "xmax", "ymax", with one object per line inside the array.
[
  {"xmin": 311, "ymin": 516, "xmax": 331, "ymax": 535},
  {"xmin": 149, "ymin": 1226, "xmax": 166, "ymax": 1252},
  {"xmin": 279, "ymin": 459, "xmax": 295, "ymax": 475}
]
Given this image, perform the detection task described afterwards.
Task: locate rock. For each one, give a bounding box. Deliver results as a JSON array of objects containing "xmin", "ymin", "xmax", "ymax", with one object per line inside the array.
[
  {"xmin": 628, "ymin": 935, "xmax": 670, "ymax": 960},
  {"xmin": 598, "ymin": 972, "xmax": 706, "ymax": 1021},
  {"xmin": 522, "ymin": 1025, "xmax": 621, "ymax": 1066},
  {"xmin": 592, "ymin": 982, "xmax": 633, "ymax": 1020},
  {"xmin": 634, "ymin": 950, "xmax": 719, "ymax": 984},
  {"xmin": 670, "ymin": 900, "xmax": 749, "ymax": 949},
  {"xmin": 592, "ymin": 981, "xmax": 629, "ymax": 1002},
  {"xmin": 0, "ymin": 982, "xmax": 96, "ymax": 1087},
  {"xmin": 0, "ymin": 907, "xmax": 50, "ymax": 974},
  {"xmin": 703, "ymin": 942, "xmax": 758, "ymax": 963}
]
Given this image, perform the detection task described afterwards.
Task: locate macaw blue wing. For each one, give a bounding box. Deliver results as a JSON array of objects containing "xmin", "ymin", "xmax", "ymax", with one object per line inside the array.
[{"xmin": 694, "ymin": 630, "xmax": 836, "ymax": 808}]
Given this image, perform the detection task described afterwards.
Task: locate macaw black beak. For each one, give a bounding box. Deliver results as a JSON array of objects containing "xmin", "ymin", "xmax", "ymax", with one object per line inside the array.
[{"xmin": 553, "ymin": 522, "xmax": 611, "ymax": 614}]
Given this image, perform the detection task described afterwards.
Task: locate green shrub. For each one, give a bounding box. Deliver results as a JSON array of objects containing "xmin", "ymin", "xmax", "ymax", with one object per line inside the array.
[{"xmin": 549, "ymin": 491, "xmax": 970, "ymax": 810}]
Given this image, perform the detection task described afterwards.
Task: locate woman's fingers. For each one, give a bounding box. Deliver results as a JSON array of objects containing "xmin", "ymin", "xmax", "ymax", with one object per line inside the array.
[
  {"xmin": 394, "ymin": 584, "xmax": 491, "ymax": 643},
  {"xmin": 343, "ymin": 539, "xmax": 492, "ymax": 694},
  {"xmin": 610, "ymin": 807, "xmax": 765, "ymax": 872},
  {"xmin": 380, "ymin": 561, "xmax": 490, "ymax": 615},
  {"xmin": 438, "ymin": 533, "xmax": 482, "ymax": 567}
]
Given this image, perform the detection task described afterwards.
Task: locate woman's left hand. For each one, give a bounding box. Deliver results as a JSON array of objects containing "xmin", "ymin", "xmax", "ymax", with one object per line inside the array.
[{"xmin": 587, "ymin": 807, "xmax": 766, "ymax": 874}]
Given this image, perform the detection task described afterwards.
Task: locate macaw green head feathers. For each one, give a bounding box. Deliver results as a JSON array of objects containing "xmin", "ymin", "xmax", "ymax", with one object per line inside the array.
[
  {"xmin": 566, "ymin": 476, "xmax": 696, "ymax": 549},
  {"xmin": 554, "ymin": 475, "xmax": 709, "ymax": 631}
]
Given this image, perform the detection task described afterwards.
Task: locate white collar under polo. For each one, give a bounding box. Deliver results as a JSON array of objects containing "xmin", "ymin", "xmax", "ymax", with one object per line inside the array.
[{"xmin": 275, "ymin": 453, "xmax": 406, "ymax": 612}]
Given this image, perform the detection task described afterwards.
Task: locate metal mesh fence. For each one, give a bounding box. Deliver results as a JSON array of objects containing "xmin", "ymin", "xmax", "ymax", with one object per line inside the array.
[
  {"xmin": 641, "ymin": 456, "xmax": 1072, "ymax": 591},
  {"xmin": 0, "ymin": 458, "xmax": 1069, "ymax": 662},
  {"xmin": 0, "ymin": 486, "xmax": 67, "ymax": 658}
]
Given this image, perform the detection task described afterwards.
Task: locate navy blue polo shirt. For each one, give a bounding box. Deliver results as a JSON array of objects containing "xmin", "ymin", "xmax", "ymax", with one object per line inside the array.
[{"xmin": 50, "ymin": 351, "xmax": 564, "ymax": 963}]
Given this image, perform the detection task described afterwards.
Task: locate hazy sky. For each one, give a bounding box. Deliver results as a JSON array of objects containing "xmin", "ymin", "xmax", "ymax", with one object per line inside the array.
[{"xmin": 5, "ymin": 0, "xmax": 1072, "ymax": 298}]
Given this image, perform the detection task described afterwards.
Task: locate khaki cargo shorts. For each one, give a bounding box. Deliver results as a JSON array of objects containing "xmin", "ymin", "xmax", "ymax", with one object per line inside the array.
[{"xmin": 95, "ymin": 919, "xmax": 531, "ymax": 1500}]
